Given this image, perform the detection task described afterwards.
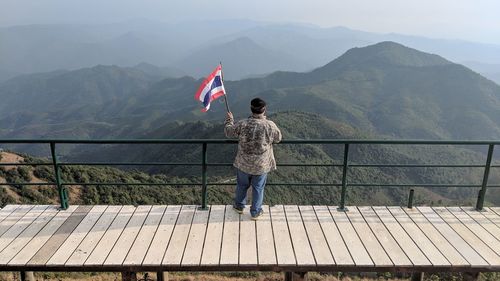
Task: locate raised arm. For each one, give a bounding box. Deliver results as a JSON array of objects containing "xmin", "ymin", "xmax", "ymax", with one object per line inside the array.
[
  {"xmin": 270, "ymin": 121, "xmax": 282, "ymax": 143},
  {"xmin": 224, "ymin": 112, "xmax": 240, "ymax": 138}
]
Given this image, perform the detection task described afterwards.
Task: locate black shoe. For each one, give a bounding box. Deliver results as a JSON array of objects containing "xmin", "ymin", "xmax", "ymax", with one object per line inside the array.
[
  {"xmin": 251, "ymin": 209, "xmax": 264, "ymax": 220},
  {"xmin": 233, "ymin": 205, "xmax": 244, "ymax": 214}
]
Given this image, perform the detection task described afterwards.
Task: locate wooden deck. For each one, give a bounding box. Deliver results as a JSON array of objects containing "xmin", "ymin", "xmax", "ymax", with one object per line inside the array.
[{"xmin": 0, "ymin": 204, "xmax": 499, "ymax": 273}]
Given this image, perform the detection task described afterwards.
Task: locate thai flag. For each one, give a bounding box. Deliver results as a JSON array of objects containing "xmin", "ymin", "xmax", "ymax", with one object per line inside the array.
[{"xmin": 194, "ymin": 64, "xmax": 226, "ymax": 112}]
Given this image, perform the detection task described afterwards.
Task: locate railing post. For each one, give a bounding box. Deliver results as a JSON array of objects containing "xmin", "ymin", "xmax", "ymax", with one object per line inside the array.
[
  {"xmin": 407, "ymin": 189, "xmax": 414, "ymax": 209},
  {"xmin": 476, "ymin": 144, "xmax": 494, "ymax": 211},
  {"xmin": 200, "ymin": 142, "xmax": 208, "ymax": 210},
  {"xmin": 50, "ymin": 142, "xmax": 69, "ymax": 210},
  {"xmin": 338, "ymin": 143, "xmax": 349, "ymax": 211},
  {"xmin": 20, "ymin": 271, "xmax": 35, "ymax": 281}
]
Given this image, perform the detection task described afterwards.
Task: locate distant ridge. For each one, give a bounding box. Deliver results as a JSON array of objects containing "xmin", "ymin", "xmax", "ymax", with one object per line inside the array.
[
  {"xmin": 322, "ymin": 41, "xmax": 450, "ymax": 68},
  {"xmin": 1, "ymin": 41, "xmax": 499, "ymax": 143},
  {"xmin": 177, "ymin": 36, "xmax": 312, "ymax": 80},
  {"xmin": 310, "ymin": 41, "xmax": 451, "ymax": 81}
]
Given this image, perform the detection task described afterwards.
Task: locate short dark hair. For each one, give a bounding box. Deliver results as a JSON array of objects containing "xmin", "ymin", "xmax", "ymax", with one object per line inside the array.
[{"xmin": 251, "ymin": 98, "xmax": 266, "ymax": 114}]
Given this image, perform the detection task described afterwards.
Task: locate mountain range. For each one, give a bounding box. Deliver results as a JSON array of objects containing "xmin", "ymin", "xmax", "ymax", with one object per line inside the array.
[
  {"xmin": 2, "ymin": 20, "xmax": 500, "ymax": 82},
  {"xmin": 1, "ymin": 41, "xmax": 498, "ymax": 148}
]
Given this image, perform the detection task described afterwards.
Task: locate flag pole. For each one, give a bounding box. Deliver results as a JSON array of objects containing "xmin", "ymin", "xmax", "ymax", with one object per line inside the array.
[{"xmin": 220, "ymin": 61, "xmax": 231, "ymax": 113}]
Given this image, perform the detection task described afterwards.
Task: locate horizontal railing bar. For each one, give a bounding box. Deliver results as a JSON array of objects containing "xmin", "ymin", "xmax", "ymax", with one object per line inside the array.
[
  {"xmin": 57, "ymin": 182, "xmax": 489, "ymax": 187},
  {"xmin": 61, "ymin": 182, "xmax": 200, "ymax": 186},
  {"xmin": 2, "ymin": 181, "xmax": 492, "ymax": 188},
  {"xmin": 53, "ymin": 182, "xmax": 343, "ymax": 186},
  {"xmin": 58, "ymin": 162, "xmax": 343, "ymax": 167},
  {"xmin": 0, "ymin": 162, "xmax": 491, "ymax": 168},
  {"xmin": 0, "ymin": 182, "xmax": 56, "ymax": 186},
  {"xmin": 60, "ymin": 162, "xmax": 200, "ymax": 166},
  {"xmin": 350, "ymin": 164, "xmax": 486, "ymax": 168},
  {"xmin": 349, "ymin": 183, "xmax": 482, "ymax": 187},
  {"xmin": 209, "ymin": 183, "xmax": 343, "ymax": 186},
  {"xmin": 3, "ymin": 182, "xmax": 485, "ymax": 188},
  {"xmin": 0, "ymin": 163, "xmax": 53, "ymax": 166},
  {"xmin": 278, "ymin": 163, "xmax": 343, "ymax": 167},
  {"xmin": 0, "ymin": 139, "xmax": 499, "ymax": 145},
  {"xmin": 208, "ymin": 163, "xmax": 343, "ymax": 167},
  {"xmin": 57, "ymin": 163, "xmax": 343, "ymax": 167},
  {"xmin": 0, "ymin": 139, "xmax": 236, "ymax": 144},
  {"xmin": 0, "ymin": 162, "xmax": 484, "ymax": 168}
]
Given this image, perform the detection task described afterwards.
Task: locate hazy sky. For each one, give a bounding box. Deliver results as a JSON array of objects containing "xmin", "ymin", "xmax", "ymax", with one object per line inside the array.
[{"xmin": 1, "ymin": 0, "xmax": 500, "ymax": 44}]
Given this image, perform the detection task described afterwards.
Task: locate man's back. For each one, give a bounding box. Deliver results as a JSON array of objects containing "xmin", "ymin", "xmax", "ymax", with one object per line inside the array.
[{"xmin": 225, "ymin": 114, "xmax": 282, "ymax": 175}]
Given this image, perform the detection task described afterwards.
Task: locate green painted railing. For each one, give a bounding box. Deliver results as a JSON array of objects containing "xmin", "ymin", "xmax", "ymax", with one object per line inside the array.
[{"xmin": 0, "ymin": 139, "xmax": 498, "ymax": 211}]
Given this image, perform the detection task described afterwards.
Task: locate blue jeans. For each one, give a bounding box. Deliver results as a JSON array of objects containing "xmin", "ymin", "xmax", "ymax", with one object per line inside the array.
[{"xmin": 234, "ymin": 169, "xmax": 267, "ymax": 216}]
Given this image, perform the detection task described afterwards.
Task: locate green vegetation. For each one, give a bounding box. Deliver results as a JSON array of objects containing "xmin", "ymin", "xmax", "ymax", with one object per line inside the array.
[{"xmin": 2, "ymin": 111, "xmax": 495, "ymax": 208}]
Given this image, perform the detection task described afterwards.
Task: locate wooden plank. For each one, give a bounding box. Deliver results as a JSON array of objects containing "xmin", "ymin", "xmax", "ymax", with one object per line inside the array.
[
  {"xmin": 269, "ymin": 205, "xmax": 295, "ymax": 266},
  {"xmin": 387, "ymin": 207, "xmax": 450, "ymax": 267},
  {"xmin": 299, "ymin": 205, "xmax": 335, "ymax": 265},
  {"xmin": 284, "ymin": 205, "xmax": 315, "ymax": 266},
  {"xmin": 372, "ymin": 206, "xmax": 432, "ymax": 266},
  {"xmin": 0, "ymin": 205, "xmax": 20, "ymax": 223},
  {"xmin": 255, "ymin": 205, "xmax": 277, "ymax": 266},
  {"xmin": 219, "ymin": 205, "xmax": 240, "ymax": 265},
  {"xmin": 357, "ymin": 206, "xmax": 411, "ymax": 266},
  {"xmin": 448, "ymin": 207, "xmax": 500, "ymax": 255},
  {"xmin": 416, "ymin": 207, "xmax": 488, "ymax": 267},
  {"xmin": 328, "ymin": 206, "xmax": 372, "ymax": 266},
  {"xmin": 105, "ymin": 205, "xmax": 151, "ymax": 266},
  {"xmin": 162, "ymin": 205, "xmax": 196, "ymax": 266},
  {"xmin": 84, "ymin": 206, "xmax": 136, "ymax": 266},
  {"xmin": 47, "ymin": 205, "xmax": 108, "ymax": 265},
  {"xmin": 8, "ymin": 205, "xmax": 78, "ymax": 266},
  {"xmin": 0, "ymin": 205, "xmax": 33, "ymax": 237},
  {"xmin": 0, "ymin": 206, "xmax": 58, "ymax": 265},
  {"xmin": 200, "ymin": 205, "xmax": 225, "ymax": 266},
  {"xmin": 345, "ymin": 206, "xmax": 392, "ymax": 267},
  {"xmin": 65, "ymin": 206, "xmax": 122, "ymax": 266},
  {"xmin": 482, "ymin": 208, "xmax": 500, "ymax": 227},
  {"xmin": 181, "ymin": 207, "xmax": 210, "ymax": 266},
  {"xmin": 28, "ymin": 205, "xmax": 92, "ymax": 265},
  {"xmin": 124, "ymin": 205, "xmax": 167, "ymax": 266},
  {"xmin": 432, "ymin": 207, "xmax": 500, "ymax": 266},
  {"xmin": 143, "ymin": 205, "xmax": 181, "ymax": 266},
  {"xmin": 490, "ymin": 207, "xmax": 500, "ymax": 216},
  {"xmin": 314, "ymin": 206, "xmax": 354, "ymax": 266},
  {"xmin": 461, "ymin": 207, "xmax": 500, "ymax": 241},
  {"xmin": 403, "ymin": 207, "xmax": 469, "ymax": 266},
  {"xmin": 239, "ymin": 207, "xmax": 257, "ymax": 266},
  {"xmin": 4, "ymin": 204, "xmax": 496, "ymax": 271},
  {"xmin": 0, "ymin": 205, "xmax": 48, "ymax": 252}
]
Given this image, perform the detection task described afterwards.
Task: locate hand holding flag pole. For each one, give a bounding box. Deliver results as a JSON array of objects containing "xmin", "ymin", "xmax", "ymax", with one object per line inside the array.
[{"xmin": 194, "ymin": 63, "xmax": 230, "ymax": 113}]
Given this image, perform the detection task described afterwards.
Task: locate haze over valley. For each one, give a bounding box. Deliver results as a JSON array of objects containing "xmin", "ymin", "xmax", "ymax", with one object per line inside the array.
[{"xmin": 2, "ymin": 20, "xmax": 500, "ymax": 83}]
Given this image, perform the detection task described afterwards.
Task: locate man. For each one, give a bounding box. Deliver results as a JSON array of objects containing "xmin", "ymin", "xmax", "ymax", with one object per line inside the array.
[{"xmin": 224, "ymin": 98, "xmax": 282, "ymax": 220}]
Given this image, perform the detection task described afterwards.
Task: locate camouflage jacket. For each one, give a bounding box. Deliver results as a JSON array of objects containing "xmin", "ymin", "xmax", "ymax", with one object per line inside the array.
[{"xmin": 224, "ymin": 114, "xmax": 282, "ymax": 175}]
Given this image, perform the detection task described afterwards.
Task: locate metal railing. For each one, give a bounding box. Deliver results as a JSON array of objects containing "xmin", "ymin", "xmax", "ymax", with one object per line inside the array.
[{"xmin": 0, "ymin": 139, "xmax": 498, "ymax": 211}]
